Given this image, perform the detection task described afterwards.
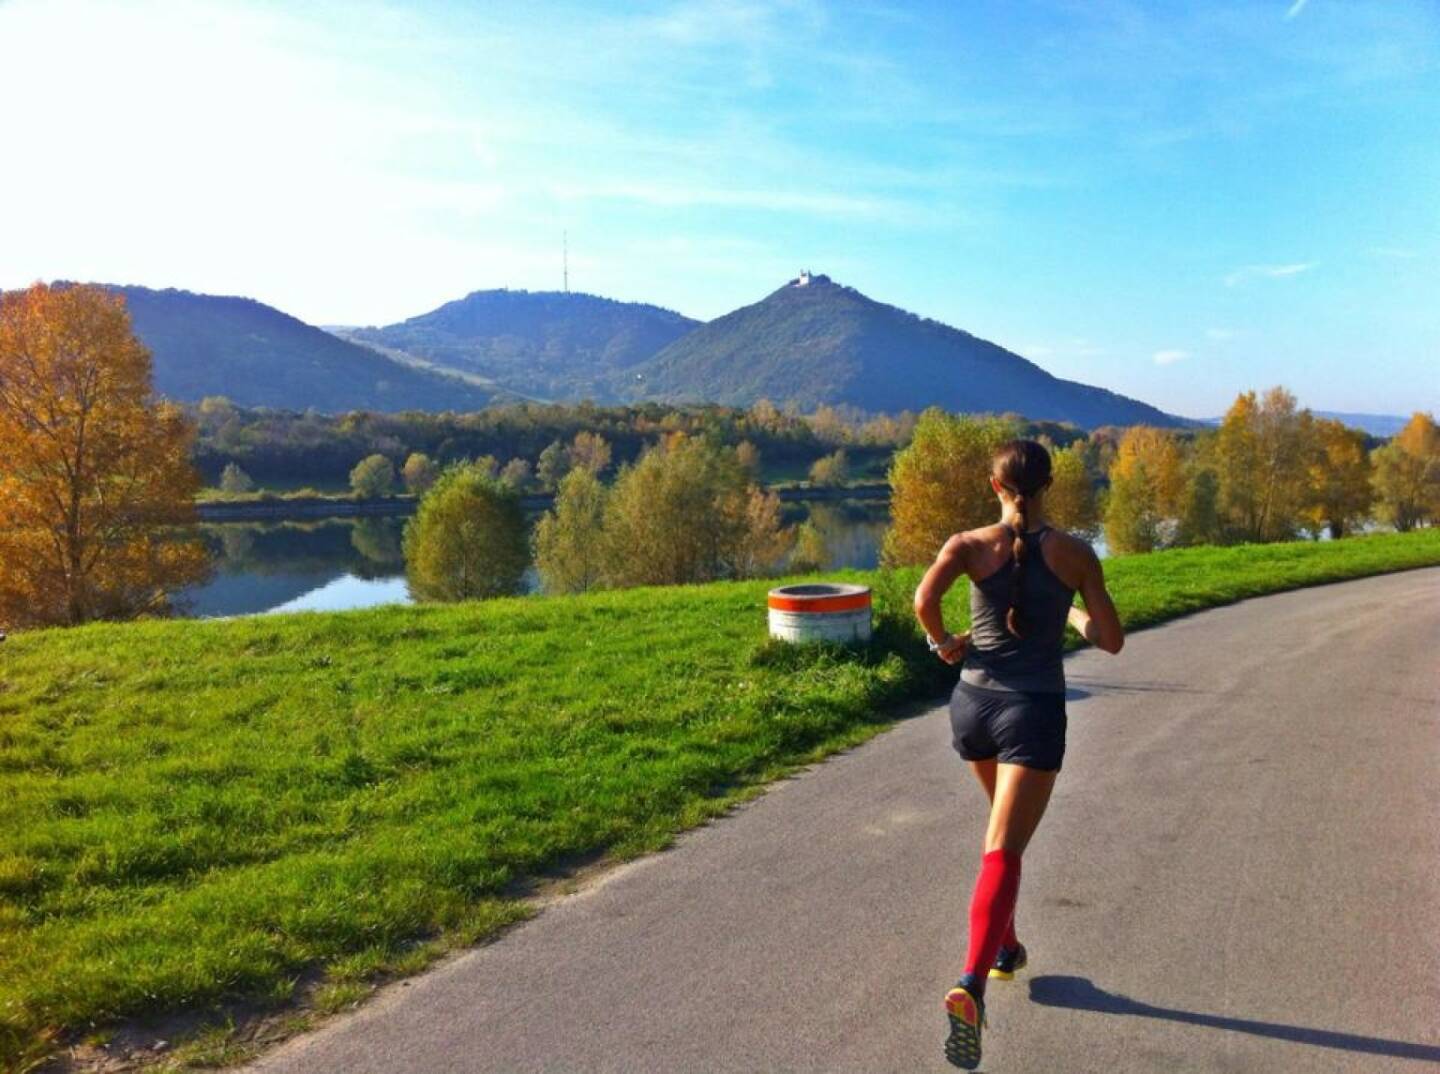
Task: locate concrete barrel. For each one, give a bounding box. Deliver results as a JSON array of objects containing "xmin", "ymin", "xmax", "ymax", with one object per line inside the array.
[{"xmin": 767, "ymin": 583, "xmax": 872, "ymax": 644}]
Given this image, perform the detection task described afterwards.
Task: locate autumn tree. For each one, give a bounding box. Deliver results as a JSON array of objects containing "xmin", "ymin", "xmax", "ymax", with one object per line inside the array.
[
  {"xmin": 809, "ymin": 449, "xmax": 849, "ymax": 487},
  {"xmin": 600, "ymin": 435, "xmax": 791, "ymax": 586},
  {"xmin": 1303, "ymin": 418, "xmax": 1374, "ymax": 538},
  {"xmin": 1045, "ymin": 444, "xmax": 1099, "ymax": 540},
  {"xmin": 1103, "ymin": 426, "xmax": 1186, "ymax": 553},
  {"xmin": 499, "ymin": 457, "xmax": 533, "ymax": 490},
  {"xmin": 0, "ymin": 283, "xmax": 209, "ymax": 629},
  {"xmin": 402, "ymin": 452, "xmax": 439, "ymax": 495},
  {"xmin": 1214, "ymin": 387, "xmax": 1312, "ymax": 542},
  {"xmin": 735, "ymin": 440, "xmax": 762, "ymax": 477},
  {"xmin": 534, "ymin": 467, "xmax": 608, "ymax": 594},
  {"xmin": 403, "ymin": 463, "xmax": 530, "ymax": 601},
  {"xmin": 350, "ymin": 453, "xmax": 395, "ymax": 497},
  {"xmin": 1372, "ymin": 412, "xmax": 1440, "ymax": 531},
  {"xmin": 570, "ymin": 431, "xmax": 612, "ymax": 476},
  {"xmin": 882, "ymin": 409, "xmax": 1016, "ymax": 567}
]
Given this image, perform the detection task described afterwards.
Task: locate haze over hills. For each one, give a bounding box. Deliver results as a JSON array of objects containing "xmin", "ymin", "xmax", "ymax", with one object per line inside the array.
[
  {"xmin": 346, "ymin": 290, "xmax": 698, "ymax": 402},
  {"xmin": 104, "ymin": 285, "xmax": 500, "ymax": 412},
  {"xmin": 618, "ymin": 273, "xmax": 1188, "ymax": 428}
]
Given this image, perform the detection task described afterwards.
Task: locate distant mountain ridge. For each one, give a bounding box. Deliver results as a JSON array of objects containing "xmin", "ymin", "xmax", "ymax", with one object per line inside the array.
[
  {"xmin": 617, "ymin": 273, "xmax": 1187, "ymax": 428},
  {"xmin": 99, "ymin": 285, "xmax": 500, "ymax": 412},
  {"xmin": 348, "ymin": 289, "xmax": 698, "ymax": 402},
  {"xmin": 37, "ymin": 276, "xmax": 1193, "ymax": 427}
]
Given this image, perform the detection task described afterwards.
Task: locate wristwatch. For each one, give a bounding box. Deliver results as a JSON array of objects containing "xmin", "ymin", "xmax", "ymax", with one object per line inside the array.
[{"xmin": 926, "ymin": 632, "xmax": 955, "ymax": 653}]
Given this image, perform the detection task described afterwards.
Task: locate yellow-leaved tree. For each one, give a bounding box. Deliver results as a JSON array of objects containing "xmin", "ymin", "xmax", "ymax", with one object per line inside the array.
[
  {"xmin": 1303, "ymin": 418, "xmax": 1374, "ymax": 538},
  {"xmin": 1214, "ymin": 387, "xmax": 1313, "ymax": 542},
  {"xmin": 881, "ymin": 409, "xmax": 1016, "ymax": 567},
  {"xmin": 0, "ymin": 283, "xmax": 209, "ymax": 629},
  {"xmin": 1372, "ymin": 412, "xmax": 1440, "ymax": 531},
  {"xmin": 1045, "ymin": 443, "xmax": 1099, "ymax": 540},
  {"xmin": 1103, "ymin": 426, "xmax": 1187, "ymax": 553}
]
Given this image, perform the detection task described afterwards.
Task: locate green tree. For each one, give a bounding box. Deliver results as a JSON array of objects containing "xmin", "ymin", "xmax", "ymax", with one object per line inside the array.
[
  {"xmin": 789, "ymin": 521, "xmax": 828, "ymax": 573},
  {"xmin": 1103, "ymin": 467, "xmax": 1160, "ymax": 554},
  {"xmin": 350, "ymin": 454, "xmax": 396, "ymax": 497},
  {"xmin": 536, "ymin": 440, "xmax": 571, "ymax": 491},
  {"xmin": 881, "ymin": 409, "xmax": 1016, "ymax": 567},
  {"xmin": 1176, "ymin": 467, "xmax": 1222, "ymax": 547},
  {"xmin": 1045, "ymin": 444, "xmax": 1099, "ymax": 539},
  {"xmin": 219, "ymin": 462, "xmax": 254, "ymax": 494},
  {"xmin": 1372, "ymin": 412, "xmax": 1439, "ymax": 531},
  {"xmin": 402, "ymin": 452, "xmax": 439, "ymax": 495},
  {"xmin": 534, "ymin": 468, "xmax": 608, "ymax": 594},
  {"xmin": 809, "ymin": 449, "xmax": 849, "ymax": 487},
  {"xmin": 600, "ymin": 435, "xmax": 788, "ymax": 586},
  {"xmin": 403, "ymin": 464, "xmax": 530, "ymax": 601}
]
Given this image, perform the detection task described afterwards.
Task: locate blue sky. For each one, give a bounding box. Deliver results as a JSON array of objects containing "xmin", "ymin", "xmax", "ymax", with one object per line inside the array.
[{"xmin": 1, "ymin": 0, "xmax": 1436, "ymax": 418}]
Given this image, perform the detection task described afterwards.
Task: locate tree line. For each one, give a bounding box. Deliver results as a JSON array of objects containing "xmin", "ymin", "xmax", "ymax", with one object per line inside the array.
[
  {"xmin": 881, "ymin": 395, "xmax": 1439, "ymax": 567},
  {"xmin": 3, "ymin": 283, "xmax": 1435, "ymax": 630}
]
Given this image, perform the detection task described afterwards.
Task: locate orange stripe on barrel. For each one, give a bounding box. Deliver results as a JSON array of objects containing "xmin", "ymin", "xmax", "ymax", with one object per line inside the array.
[{"xmin": 767, "ymin": 592, "xmax": 873, "ymax": 613}]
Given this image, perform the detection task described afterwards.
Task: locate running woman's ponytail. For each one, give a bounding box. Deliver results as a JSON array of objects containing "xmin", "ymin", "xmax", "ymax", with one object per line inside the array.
[
  {"xmin": 990, "ymin": 439, "xmax": 1054, "ymax": 640},
  {"xmin": 1006, "ymin": 490, "xmax": 1029, "ymax": 638}
]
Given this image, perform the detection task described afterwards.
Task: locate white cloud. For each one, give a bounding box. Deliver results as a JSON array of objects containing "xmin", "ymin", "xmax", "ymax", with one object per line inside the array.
[
  {"xmin": 1205, "ymin": 328, "xmax": 1236, "ymax": 341},
  {"xmin": 1285, "ymin": 0, "xmax": 1311, "ymax": 21},
  {"xmin": 1153, "ymin": 349, "xmax": 1189, "ymax": 365},
  {"xmin": 1223, "ymin": 262, "xmax": 1316, "ymax": 287},
  {"xmin": 1369, "ymin": 246, "xmax": 1421, "ymax": 260}
]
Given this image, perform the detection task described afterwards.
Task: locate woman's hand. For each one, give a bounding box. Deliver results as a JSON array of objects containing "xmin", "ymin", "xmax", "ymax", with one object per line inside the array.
[{"xmin": 935, "ymin": 631, "xmax": 969, "ymax": 665}]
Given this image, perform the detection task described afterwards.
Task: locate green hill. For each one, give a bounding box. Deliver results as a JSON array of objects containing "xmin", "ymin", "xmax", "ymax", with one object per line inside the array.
[
  {"xmin": 349, "ymin": 289, "xmax": 698, "ymax": 401},
  {"xmin": 620, "ymin": 273, "xmax": 1188, "ymax": 428},
  {"xmin": 102, "ymin": 285, "xmax": 500, "ymax": 413}
]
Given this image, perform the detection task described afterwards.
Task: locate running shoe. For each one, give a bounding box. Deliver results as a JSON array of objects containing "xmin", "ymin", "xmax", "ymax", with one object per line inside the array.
[
  {"xmin": 990, "ymin": 942, "xmax": 1028, "ymax": 980},
  {"xmin": 943, "ymin": 980, "xmax": 985, "ymax": 1070}
]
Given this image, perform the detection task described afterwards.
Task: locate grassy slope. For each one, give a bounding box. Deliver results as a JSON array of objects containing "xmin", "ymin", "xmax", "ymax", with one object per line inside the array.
[{"xmin": 2, "ymin": 529, "xmax": 1439, "ymax": 1066}]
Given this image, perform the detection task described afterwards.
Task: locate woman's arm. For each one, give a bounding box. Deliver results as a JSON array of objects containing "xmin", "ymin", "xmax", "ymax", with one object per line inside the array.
[
  {"xmin": 1068, "ymin": 546, "xmax": 1124, "ymax": 654},
  {"xmin": 913, "ymin": 533, "xmax": 971, "ymax": 664}
]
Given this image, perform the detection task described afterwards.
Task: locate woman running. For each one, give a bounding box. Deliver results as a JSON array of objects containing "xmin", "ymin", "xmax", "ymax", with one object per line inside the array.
[{"xmin": 912, "ymin": 438, "xmax": 1124, "ymax": 1070}]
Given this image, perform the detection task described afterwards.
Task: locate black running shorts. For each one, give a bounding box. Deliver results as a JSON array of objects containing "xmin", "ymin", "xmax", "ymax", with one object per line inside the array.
[{"xmin": 949, "ymin": 678, "xmax": 1067, "ymax": 771}]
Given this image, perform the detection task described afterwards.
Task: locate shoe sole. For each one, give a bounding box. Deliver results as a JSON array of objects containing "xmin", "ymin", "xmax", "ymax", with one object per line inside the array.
[
  {"xmin": 988, "ymin": 953, "xmax": 1028, "ymax": 980},
  {"xmin": 944, "ymin": 987, "xmax": 983, "ymax": 1070}
]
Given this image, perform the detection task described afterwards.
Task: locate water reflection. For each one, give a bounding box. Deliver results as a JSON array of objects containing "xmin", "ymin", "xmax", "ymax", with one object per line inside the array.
[{"xmin": 179, "ymin": 500, "xmax": 897, "ymax": 619}]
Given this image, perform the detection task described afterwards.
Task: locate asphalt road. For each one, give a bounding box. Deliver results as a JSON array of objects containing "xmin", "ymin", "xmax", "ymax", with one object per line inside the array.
[{"xmin": 249, "ymin": 568, "xmax": 1440, "ymax": 1073}]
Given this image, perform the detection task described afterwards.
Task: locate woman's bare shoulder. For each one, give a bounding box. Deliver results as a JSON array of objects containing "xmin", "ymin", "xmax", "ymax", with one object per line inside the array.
[{"xmin": 1042, "ymin": 527, "xmax": 1100, "ymax": 586}]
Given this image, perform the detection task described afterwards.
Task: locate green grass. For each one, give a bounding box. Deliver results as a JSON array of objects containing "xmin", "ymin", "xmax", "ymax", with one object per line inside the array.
[{"xmin": 1, "ymin": 529, "xmax": 1438, "ymax": 1068}]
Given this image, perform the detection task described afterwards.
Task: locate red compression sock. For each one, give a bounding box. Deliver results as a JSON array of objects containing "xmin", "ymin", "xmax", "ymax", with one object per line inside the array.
[
  {"xmin": 963, "ymin": 849, "xmax": 1023, "ymax": 981},
  {"xmin": 1002, "ymin": 913, "xmax": 1019, "ymax": 951}
]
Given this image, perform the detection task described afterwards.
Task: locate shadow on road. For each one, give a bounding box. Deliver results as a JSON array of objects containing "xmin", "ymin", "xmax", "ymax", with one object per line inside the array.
[
  {"xmin": 1064, "ymin": 679, "xmax": 1208, "ymax": 700},
  {"xmin": 1028, "ymin": 975, "xmax": 1440, "ymax": 1062}
]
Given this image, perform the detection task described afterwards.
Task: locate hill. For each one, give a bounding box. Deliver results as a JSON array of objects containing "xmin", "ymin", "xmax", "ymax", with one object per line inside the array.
[
  {"xmin": 348, "ymin": 289, "xmax": 698, "ymax": 401},
  {"xmin": 99, "ymin": 285, "xmax": 500, "ymax": 413},
  {"xmin": 620, "ymin": 273, "xmax": 1187, "ymax": 428}
]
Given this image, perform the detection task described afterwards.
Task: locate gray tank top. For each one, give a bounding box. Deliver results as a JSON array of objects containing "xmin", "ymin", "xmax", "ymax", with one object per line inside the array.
[{"xmin": 960, "ymin": 525, "xmax": 1075, "ymax": 694}]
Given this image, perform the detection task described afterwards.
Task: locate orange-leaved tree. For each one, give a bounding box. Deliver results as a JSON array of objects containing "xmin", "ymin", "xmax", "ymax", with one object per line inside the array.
[{"xmin": 0, "ymin": 283, "xmax": 210, "ymax": 629}]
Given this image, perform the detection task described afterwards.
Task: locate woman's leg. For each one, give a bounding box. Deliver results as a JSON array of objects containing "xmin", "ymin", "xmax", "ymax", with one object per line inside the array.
[
  {"xmin": 966, "ymin": 759, "xmax": 1018, "ymax": 950},
  {"xmin": 984, "ymin": 762, "xmax": 1057, "ymax": 855},
  {"xmin": 962, "ymin": 763, "xmax": 1059, "ymax": 991}
]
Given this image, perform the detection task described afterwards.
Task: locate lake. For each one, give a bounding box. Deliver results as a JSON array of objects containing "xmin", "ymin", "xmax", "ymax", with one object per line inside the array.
[{"xmin": 178, "ymin": 499, "xmax": 895, "ymax": 618}]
